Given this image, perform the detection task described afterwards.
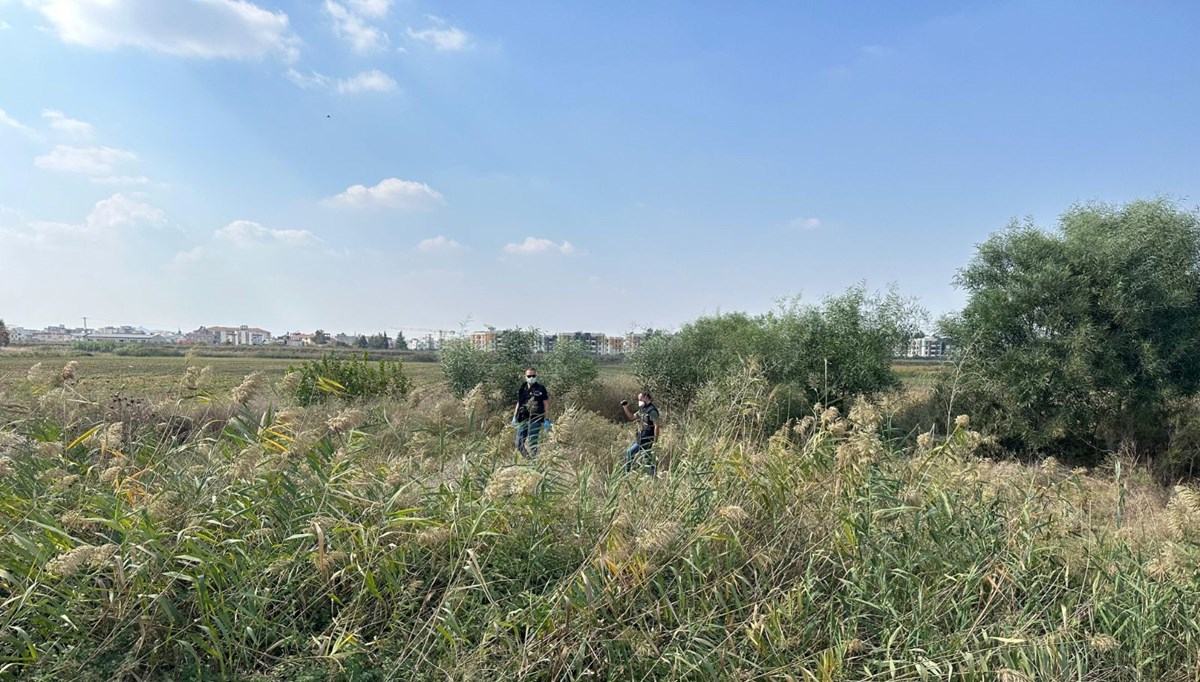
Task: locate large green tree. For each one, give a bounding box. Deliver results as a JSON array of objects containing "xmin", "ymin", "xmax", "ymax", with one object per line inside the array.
[
  {"xmin": 0, "ymin": 319, "xmax": 9, "ymax": 347},
  {"xmin": 945, "ymin": 199, "xmax": 1200, "ymax": 454}
]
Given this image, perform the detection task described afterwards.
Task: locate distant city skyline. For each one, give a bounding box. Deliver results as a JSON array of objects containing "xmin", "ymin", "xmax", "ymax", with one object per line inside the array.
[
  {"xmin": 3, "ymin": 1, "xmax": 1199, "ymax": 332},
  {"xmin": 3, "ymin": 318, "xmax": 660, "ymax": 339}
]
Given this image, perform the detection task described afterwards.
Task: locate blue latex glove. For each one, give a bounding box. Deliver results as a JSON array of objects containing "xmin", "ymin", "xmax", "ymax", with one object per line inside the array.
[
  {"xmin": 511, "ymin": 416, "xmax": 518, "ymax": 425},
  {"xmin": 543, "ymin": 419, "xmax": 552, "ymax": 432}
]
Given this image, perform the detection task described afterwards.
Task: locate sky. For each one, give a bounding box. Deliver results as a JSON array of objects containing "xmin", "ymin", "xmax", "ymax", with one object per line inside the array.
[{"xmin": 1, "ymin": 0, "xmax": 1198, "ymax": 337}]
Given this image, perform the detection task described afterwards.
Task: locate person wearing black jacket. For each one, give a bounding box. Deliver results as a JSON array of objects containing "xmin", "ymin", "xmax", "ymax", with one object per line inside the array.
[
  {"xmin": 621, "ymin": 391, "xmax": 660, "ymax": 475},
  {"xmin": 513, "ymin": 368, "xmax": 550, "ymax": 458}
]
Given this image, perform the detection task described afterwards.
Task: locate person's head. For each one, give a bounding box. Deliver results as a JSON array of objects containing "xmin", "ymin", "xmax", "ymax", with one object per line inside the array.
[
  {"xmin": 638, "ymin": 391, "xmax": 652, "ymax": 406},
  {"xmin": 525, "ymin": 367, "xmax": 538, "ymax": 384}
]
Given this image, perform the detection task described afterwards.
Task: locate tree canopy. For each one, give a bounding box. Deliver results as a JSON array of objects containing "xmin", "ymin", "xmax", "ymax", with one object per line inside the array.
[{"xmin": 944, "ymin": 198, "xmax": 1200, "ymax": 454}]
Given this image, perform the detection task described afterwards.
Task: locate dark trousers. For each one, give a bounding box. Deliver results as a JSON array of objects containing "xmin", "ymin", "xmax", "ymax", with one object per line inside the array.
[
  {"xmin": 624, "ymin": 438, "xmax": 655, "ymax": 475},
  {"xmin": 516, "ymin": 419, "xmax": 544, "ymax": 458}
]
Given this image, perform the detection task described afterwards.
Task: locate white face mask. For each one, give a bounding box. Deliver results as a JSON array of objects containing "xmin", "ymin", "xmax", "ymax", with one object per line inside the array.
[
  {"xmin": 637, "ymin": 400, "xmax": 645, "ymax": 408},
  {"xmin": 526, "ymin": 376, "xmax": 537, "ymax": 384}
]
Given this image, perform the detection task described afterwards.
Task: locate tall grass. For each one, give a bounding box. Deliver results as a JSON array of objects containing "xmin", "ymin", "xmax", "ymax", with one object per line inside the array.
[{"xmin": 1, "ymin": 361, "xmax": 1199, "ymax": 680}]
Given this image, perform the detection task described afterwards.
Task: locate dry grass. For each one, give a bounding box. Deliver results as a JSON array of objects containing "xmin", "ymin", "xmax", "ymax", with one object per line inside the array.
[{"xmin": 1, "ymin": 358, "xmax": 1199, "ymax": 680}]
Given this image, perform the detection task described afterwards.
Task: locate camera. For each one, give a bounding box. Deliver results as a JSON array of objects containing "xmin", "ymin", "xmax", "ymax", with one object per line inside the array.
[{"xmin": 620, "ymin": 400, "xmax": 629, "ymax": 406}]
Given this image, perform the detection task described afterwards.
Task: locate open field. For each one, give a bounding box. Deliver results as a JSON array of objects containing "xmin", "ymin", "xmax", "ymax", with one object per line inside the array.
[
  {"xmin": 2, "ymin": 354, "xmax": 1199, "ymax": 680},
  {"xmin": 0, "ymin": 353, "xmax": 447, "ymax": 401},
  {"xmin": 0, "ymin": 350, "xmax": 919, "ymax": 398}
]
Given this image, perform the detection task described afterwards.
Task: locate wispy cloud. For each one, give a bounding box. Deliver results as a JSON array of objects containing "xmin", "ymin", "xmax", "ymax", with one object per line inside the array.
[
  {"xmin": 346, "ymin": 0, "xmax": 392, "ymax": 19},
  {"xmin": 323, "ymin": 178, "xmax": 444, "ymax": 209},
  {"xmin": 215, "ymin": 220, "xmax": 322, "ymax": 248},
  {"xmin": 0, "ymin": 108, "xmax": 38, "ymax": 138},
  {"xmin": 406, "ymin": 23, "xmax": 472, "ymax": 51},
  {"xmin": 25, "ymin": 193, "xmax": 167, "ymax": 241},
  {"xmin": 824, "ymin": 45, "xmax": 894, "ymax": 79},
  {"xmin": 502, "ymin": 237, "xmax": 579, "ymax": 256},
  {"xmin": 42, "ymin": 109, "xmax": 94, "ymax": 138},
  {"xmin": 34, "ymin": 145, "xmax": 137, "ymax": 175},
  {"xmin": 173, "ymin": 245, "xmax": 211, "ymax": 264},
  {"xmin": 418, "ymin": 235, "xmax": 464, "ymax": 252},
  {"xmin": 324, "ymin": 0, "xmax": 388, "ymax": 53},
  {"xmin": 90, "ymin": 175, "xmax": 152, "ymax": 186},
  {"xmin": 288, "ymin": 67, "xmax": 396, "ymax": 94},
  {"xmin": 35, "ymin": 0, "xmax": 300, "ymax": 61},
  {"xmin": 336, "ymin": 70, "xmax": 397, "ymax": 94},
  {"xmin": 286, "ymin": 68, "xmax": 331, "ymax": 90},
  {"xmin": 789, "ymin": 217, "xmax": 821, "ymax": 230}
]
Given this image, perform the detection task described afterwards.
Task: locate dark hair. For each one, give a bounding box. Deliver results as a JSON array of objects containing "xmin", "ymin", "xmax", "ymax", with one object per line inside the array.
[
  {"xmin": 525, "ymin": 367, "xmax": 537, "ymax": 373},
  {"xmin": 639, "ymin": 391, "xmax": 652, "ymax": 401}
]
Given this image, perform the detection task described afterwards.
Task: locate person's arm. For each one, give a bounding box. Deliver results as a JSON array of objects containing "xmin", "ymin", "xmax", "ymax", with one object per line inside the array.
[
  {"xmin": 543, "ymin": 399, "xmax": 551, "ymax": 421},
  {"xmin": 621, "ymin": 403, "xmax": 637, "ymax": 421}
]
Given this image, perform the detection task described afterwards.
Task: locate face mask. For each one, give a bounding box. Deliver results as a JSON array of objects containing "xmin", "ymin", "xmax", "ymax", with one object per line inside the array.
[
  {"xmin": 637, "ymin": 400, "xmax": 645, "ymax": 408},
  {"xmin": 526, "ymin": 376, "xmax": 537, "ymax": 384}
]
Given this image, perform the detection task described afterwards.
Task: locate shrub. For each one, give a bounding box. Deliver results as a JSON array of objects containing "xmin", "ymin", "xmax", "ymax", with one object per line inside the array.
[
  {"xmin": 561, "ymin": 373, "xmax": 642, "ymax": 422},
  {"xmin": 112, "ymin": 345, "xmax": 183, "ymax": 357},
  {"xmin": 287, "ymin": 352, "xmax": 413, "ymax": 405},
  {"xmin": 540, "ymin": 338, "xmax": 599, "ymax": 397},
  {"xmin": 944, "ymin": 198, "xmax": 1200, "ymax": 457},
  {"xmin": 632, "ymin": 285, "xmax": 921, "ymax": 409},
  {"xmin": 439, "ymin": 329, "xmax": 541, "ymax": 405},
  {"xmin": 440, "ymin": 338, "xmax": 491, "ymax": 398}
]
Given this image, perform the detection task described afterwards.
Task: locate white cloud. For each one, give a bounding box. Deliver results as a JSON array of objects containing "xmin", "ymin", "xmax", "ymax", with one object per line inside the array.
[
  {"xmin": 406, "ymin": 24, "xmax": 471, "ymax": 51},
  {"xmin": 324, "ymin": 0, "xmax": 388, "ymax": 53},
  {"xmin": 288, "ymin": 68, "xmax": 397, "ymax": 95},
  {"xmin": 417, "ymin": 235, "xmax": 463, "ymax": 252},
  {"xmin": 789, "ymin": 217, "xmax": 821, "ymax": 230},
  {"xmin": 41, "ymin": 109, "xmax": 94, "ymax": 138},
  {"xmin": 286, "ymin": 68, "xmax": 331, "ymax": 90},
  {"xmin": 86, "ymin": 193, "xmax": 166, "ymax": 230},
  {"xmin": 346, "ymin": 0, "xmax": 391, "ymax": 19},
  {"xmin": 503, "ymin": 237, "xmax": 579, "ymax": 256},
  {"xmin": 0, "ymin": 108, "xmax": 37, "ymax": 138},
  {"xmin": 173, "ymin": 245, "xmax": 211, "ymax": 264},
  {"xmin": 861, "ymin": 45, "xmax": 890, "ymax": 58},
  {"xmin": 323, "ymin": 178, "xmax": 444, "ymax": 209},
  {"xmin": 34, "ymin": 145, "xmax": 137, "ymax": 175},
  {"xmin": 335, "ymin": 69, "xmax": 397, "ymax": 94},
  {"xmin": 25, "ymin": 193, "xmax": 167, "ymax": 240},
  {"xmin": 215, "ymin": 220, "xmax": 321, "ymax": 248},
  {"xmin": 0, "ymin": 21, "xmax": 11, "ymax": 30},
  {"xmin": 90, "ymin": 175, "xmax": 152, "ymax": 186},
  {"xmin": 36, "ymin": 0, "xmax": 300, "ymax": 61}
]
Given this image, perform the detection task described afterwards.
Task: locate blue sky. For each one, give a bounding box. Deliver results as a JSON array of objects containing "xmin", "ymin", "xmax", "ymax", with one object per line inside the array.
[{"xmin": 1, "ymin": 1, "xmax": 1198, "ymax": 337}]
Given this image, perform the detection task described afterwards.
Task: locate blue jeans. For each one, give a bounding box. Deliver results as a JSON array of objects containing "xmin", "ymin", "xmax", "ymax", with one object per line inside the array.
[
  {"xmin": 625, "ymin": 440, "xmax": 656, "ymax": 475},
  {"xmin": 516, "ymin": 419, "xmax": 544, "ymax": 458}
]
